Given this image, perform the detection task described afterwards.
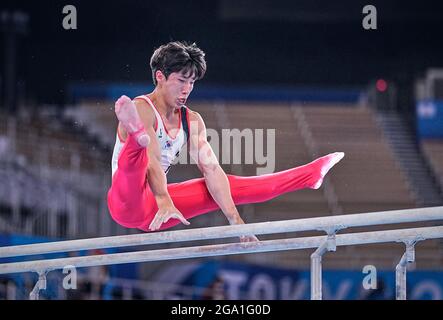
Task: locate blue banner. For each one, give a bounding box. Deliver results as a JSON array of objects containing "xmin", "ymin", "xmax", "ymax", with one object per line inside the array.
[
  {"xmin": 154, "ymin": 260, "xmax": 443, "ymax": 300},
  {"xmin": 417, "ymin": 100, "xmax": 443, "ymax": 138},
  {"xmin": 68, "ymin": 83, "xmax": 363, "ymax": 104}
]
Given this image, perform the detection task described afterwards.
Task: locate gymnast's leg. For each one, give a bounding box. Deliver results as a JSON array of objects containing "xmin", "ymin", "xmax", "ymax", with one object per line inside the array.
[
  {"xmin": 107, "ymin": 96, "xmax": 155, "ymax": 228},
  {"xmin": 143, "ymin": 152, "xmax": 344, "ymax": 231}
]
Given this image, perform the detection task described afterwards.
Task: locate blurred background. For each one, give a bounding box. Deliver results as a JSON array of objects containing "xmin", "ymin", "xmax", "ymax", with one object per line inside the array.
[{"xmin": 0, "ymin": 0, "xmax": 442, "ymax": 300}]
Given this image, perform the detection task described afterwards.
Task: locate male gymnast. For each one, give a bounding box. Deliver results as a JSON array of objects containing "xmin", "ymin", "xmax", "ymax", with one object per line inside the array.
[{"xmin": 107, "ymin": 41, "xmax": 344, "ymax": 242}]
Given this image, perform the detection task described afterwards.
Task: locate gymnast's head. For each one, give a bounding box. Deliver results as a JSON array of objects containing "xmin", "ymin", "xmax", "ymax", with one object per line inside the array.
[{"xmin": 149, "ymin": 41, "xmax": 206, "ymax": 107}]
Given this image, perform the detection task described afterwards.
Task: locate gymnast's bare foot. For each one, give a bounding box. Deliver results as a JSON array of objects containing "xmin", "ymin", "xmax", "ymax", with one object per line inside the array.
[{"xmin": 115, "ymin": 95, "xmax": 150, "ymax": 147}]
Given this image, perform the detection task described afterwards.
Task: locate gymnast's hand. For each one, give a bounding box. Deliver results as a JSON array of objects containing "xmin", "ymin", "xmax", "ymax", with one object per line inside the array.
[
  {"xmin": 149, "ymin": 205, "xmax": 190, "ymax": 231},
  {"xmin": 239, "ymin": 235, "xmax": 259, "ymax": 243},
  {"xmin": 227, "ymin": 214, "xmax": 259, "ymax": 243}
]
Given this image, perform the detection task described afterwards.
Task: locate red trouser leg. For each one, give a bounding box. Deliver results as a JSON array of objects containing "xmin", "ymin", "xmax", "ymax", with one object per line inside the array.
[
  {"xmin": 108, "ymin": 133, "xmax": 329, "ymax": 232},
  {"xmin": 155, "ymin": 161, "xmax": 321, "ymax": 231},
  {"xmin": 107, "ymin": 134, "xmax": 156, "ymax": 228}
]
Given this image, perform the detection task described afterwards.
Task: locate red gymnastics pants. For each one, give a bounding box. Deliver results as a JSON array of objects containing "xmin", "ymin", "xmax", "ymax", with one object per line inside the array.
[{"xmin": 107, "ymin": 132, "xmax": 337, "ymax": 232}]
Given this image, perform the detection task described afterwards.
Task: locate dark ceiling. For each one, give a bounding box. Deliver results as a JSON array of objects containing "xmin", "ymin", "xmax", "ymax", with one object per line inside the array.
[{"xmin": 1, "ymin": 0, "xmax": 443, "ymax": 104}]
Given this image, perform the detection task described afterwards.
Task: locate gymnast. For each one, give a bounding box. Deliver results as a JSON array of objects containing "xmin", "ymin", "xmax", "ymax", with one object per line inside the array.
[{"xmin": 107, "ymin": 41, "xmax": 344, "ymax": 242}]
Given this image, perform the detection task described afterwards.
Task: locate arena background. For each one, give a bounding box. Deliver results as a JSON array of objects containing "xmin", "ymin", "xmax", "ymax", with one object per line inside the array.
[{"xmin": 0, "ymin": 0, "xmax": 442, "ymax": 300}]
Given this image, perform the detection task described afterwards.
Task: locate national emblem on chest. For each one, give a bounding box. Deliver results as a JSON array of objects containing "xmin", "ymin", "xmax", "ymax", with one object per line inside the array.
[{"xmin": 163, "ymin": 140, "xmax": 173, "ymax": 150}]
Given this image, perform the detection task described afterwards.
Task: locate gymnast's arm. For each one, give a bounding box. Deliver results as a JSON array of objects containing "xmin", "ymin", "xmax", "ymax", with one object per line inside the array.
[{"xmin": 188, "ymin": 111, "xmax": 258, "ymax": 242}]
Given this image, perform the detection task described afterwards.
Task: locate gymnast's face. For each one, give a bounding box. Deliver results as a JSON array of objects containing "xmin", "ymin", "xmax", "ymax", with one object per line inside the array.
[{"xmin": 156, "ymin": 70, "xmax": 195, "ymax": 109}]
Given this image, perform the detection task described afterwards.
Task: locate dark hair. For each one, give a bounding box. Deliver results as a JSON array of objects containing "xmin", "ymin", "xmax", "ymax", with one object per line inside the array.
[{"xmin": 150, "ymin": 41, "xmax": 206, "ymax": 86}]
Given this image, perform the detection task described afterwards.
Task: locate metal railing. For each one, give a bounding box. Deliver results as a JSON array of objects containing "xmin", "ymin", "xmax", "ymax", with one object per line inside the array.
[{"xmin": 0, "ymin": 206, "xmax": 442, "ymax": 300}]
